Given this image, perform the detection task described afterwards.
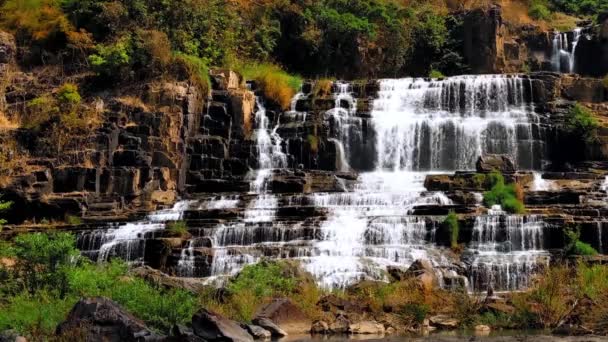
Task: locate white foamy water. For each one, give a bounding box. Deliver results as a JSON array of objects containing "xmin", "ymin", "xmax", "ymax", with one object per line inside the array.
[
  {"xmin": 531, "ymin": 172, "xmax": 556, "ymax": 191},
  {"xmin": 552, "ymin": 28, "xmax": 582, "ymax": 73},
  {"xmin": 78, "ymin": 200, "xmax": 192, "ymax": 263}
]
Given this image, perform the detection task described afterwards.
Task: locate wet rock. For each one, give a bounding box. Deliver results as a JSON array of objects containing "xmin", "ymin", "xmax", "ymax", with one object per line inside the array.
[
  {"xmin": 329, "ymin": 316, "xmax": 350, "ymax": 334},
  {"xmin": 252, "ymin": 317, "xmax": 287, "ymax": 337},
  {"xmin": 56, "ymin": 297, "xmax": 164, "ymax": 342},
  {"xmin": 254, "ymin": 298, "xmax": 311, "ymax": 334},
  {"xmin": 429, "ymin": 315, "xmax": 459, "ymax": 329},
  {"xmin": 131, "ymin": 266, "xmax": 207, "ymax": 294},
  {"xmin": 171, "ymin": 324, "xmax": 205, "ymax": 342},
  {"xmin": 349, "ymin": 321, "xmax": 385, "ymax": 335},
  {"xmin": 405, "ymin": 259, "xmax": 439, "ymax": 291},
  {"xmin": 240, "ymin": 324, "xmax": 271, "ymax": 340},
  {"xmin": 192, "ymin": 309, "xmax": 253, "ymax": 342},
  {"xmin": 476, "ymin": 155, "xmax": 516, "ymax": 173},
  {"xmin": 310, "ymin": 321, "xmax": 329, "ymax": 334}
]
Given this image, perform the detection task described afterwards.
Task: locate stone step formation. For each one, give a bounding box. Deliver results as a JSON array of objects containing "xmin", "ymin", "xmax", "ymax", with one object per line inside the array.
[{"xmin": 70, "ymin": 73, "xmax": 608, "ymax": 293}]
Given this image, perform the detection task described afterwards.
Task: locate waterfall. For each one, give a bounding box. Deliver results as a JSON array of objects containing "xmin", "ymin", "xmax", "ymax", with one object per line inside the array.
[
  {"xmin": 373, "ymin": 75, "xmax": 542, "ymax": 171},
  {"xmin": 325, "ymin": 82, "xmax": 362, "ymax": 169},
  {"xmin": 78, "ymin": 201, "xmax": 192, "ymax": 263},
  {"xmin": 469, "ymin": 209, "xmax": 549, "ymax": 291},
  {"xmin": 532, "ymin": 172, "xmax": 555, "ymax": 191},
  {"xmin": 552, "ymin": 29, "xmax": 582, "ymax": 73}
]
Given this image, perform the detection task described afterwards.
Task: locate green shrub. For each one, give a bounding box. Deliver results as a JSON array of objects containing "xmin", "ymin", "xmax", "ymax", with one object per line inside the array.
[
  {"xmin": 483, "ymin": 171, "xmax": 525, "ymax": 214},
  {"xmin": 10, "ymin": 233, "xmax": 79, "ymax": 296},
  {"xmin": 565, "ymin": 103, "xmax": 598, "ymax": 143},
  {"xmin": 228, "ymin": 260, "xmax": 297, "ymax": 298},
  {"xmin": 89, "ymin": 40, "xmax": 131, "ymax": 79},
  {"xmin": 529, "ymin": 2, "xmax": 552, "ymax": 20},
  {"xmin": 571, "ymin": 241, "xmax": 598, "ymax": 256},
  {"xmin": 443, "ymin": 211, "xmax": 459, "ymax": 249},
  {"xmin": 429, "ymin": 69, "xmax": 445, "ymax": 78},
  {"xmin": 399, "ymin": 302, "xmax": 429, "ymax": 324},
  {"xmin": 56, "ymin": 83, "xmax": 81, "ymax": 110},
  {"xmin": 565, "ymin": 226, "xmax": 598, "ymax": 256},
  {"xmin": 576, "ymin": 262, "xmax": 608, "ymax": 299},
  {"xmin": 166, "ymin": 220, "xmax": 188, "ymax": 237}
]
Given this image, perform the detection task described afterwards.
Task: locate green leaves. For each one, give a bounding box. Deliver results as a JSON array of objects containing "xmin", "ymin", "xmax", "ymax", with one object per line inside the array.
[
  {"xmin": 482, "ymin": 171, "xmax": 526, "ymax": 214},
  {"xmin": 565, "ymin": 103, "xmax": 599, "ymax": 144}
]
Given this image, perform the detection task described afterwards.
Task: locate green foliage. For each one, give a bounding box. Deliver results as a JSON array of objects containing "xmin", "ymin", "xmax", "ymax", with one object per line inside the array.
[
  {"xmin": 228, "ymin": 260, "xmax": 297, "ymax": 299},
  {"xmin": 443, "ymin": 211, "xmax": 459, "ymax": 249},
  {"xmin": 483, "ymin": 171, "xmax": 525, "ymax": 214},
  {"xmin": 529, "ymin": 0, "xmax": 552, "ymax": 20},
  {"xmin": 235, "ymin": 62, "xmax": 301, "ymax": 110},
  {"xmin": 429, "ymin": 69, "xmax": 445, "ymax": 79},
  {"xmin": 8, "ymin": 232, "xmax": 79, "ymax": 296},
  {"xmin": 565, "ymin": 103, "xmax": 599, "ymax": 144},
  {"xmin": 89, "ymin": 39, "xmax": 131, "ymax": 79},
  {"xmin": 565, "ymin": 226, "xmax": 599, "ymax": 256},
  {"xmin": 65, "ymin": 215, "xmax": 82, "ymax": 225},
  {"xmin": 576, "ymin": 262, "xmax": 608, "ymax": 299},
  {"xmin": 56, "ymin": 83, "xmax": 81, "ymax": 110},
  {"xmin": 0, "ymin": 234, "xmax": 197, "ymax": 336},
  {"xmin": 172, "ymin": 53, "xmax": 210, "ymax": 95},
  {"xmin": 549, "ymin": 0, "xmax": 608, "ymax": 17},
  {"xmin": 166, "ymin": 220, "xmax": 188, "ymax": 237},
  {"xmin": 0, "ymin": 291, "xmax": 77, "ymax": 337},
  {"xmin": 0, "ymin": 197, "xmax": 12, "ymax": 231},
  {"xmin": 399, "ymin": 302, "xmax": 429, "ymax": 324}
]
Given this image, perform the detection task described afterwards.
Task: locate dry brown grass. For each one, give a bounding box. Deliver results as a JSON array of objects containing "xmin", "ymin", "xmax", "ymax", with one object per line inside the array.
[{"xmin": 0, "ymin": 111, "xmax": 19, "ymax": 130}]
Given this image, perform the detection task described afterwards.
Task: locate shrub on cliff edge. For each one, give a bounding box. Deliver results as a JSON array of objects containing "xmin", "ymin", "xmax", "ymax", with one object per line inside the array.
[
  {"xmin": 565, "ymin": 103, "xmax": 599, "ymax": 144},
  {"xmin": 483, "ymin": 171, "xmax": 525, "ymax": 214}
]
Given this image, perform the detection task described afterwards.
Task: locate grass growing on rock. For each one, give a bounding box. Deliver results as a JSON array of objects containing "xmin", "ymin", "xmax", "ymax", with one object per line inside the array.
[
  {"xmin": 483, "ymin": 170, "xmax": 525, "ymax": 214},
  {"xmin": 443, "ymin": 211, "xmax": 459, "ymax": 249},
  {"xmin": 235, "ymin": 62, "xmax": 302, "ymax": 110},
  {"xmin": 566, "ymin": 103, "xmax": 599, "ymax": 144}
]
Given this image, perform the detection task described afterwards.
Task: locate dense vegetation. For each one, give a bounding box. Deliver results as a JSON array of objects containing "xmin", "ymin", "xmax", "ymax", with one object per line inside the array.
[{"xmin": 0, "ymin": 233, "xmax": 196, "ymax": 337}]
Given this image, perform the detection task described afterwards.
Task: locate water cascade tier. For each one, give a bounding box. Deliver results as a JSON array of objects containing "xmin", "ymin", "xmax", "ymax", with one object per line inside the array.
[
  {"xmin": 552, "ymin": 29, "xmax": 582, "ymax": 73},
  {"xmin": 78, "ymin": 74, "xmax": 556, "ymax": 292}
]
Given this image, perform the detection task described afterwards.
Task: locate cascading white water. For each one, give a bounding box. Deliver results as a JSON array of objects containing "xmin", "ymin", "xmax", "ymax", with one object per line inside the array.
[
  {"xmin": 469, "ymin": 209, "xmax": 549, "ymax": 291},
  {"xmin": 325, "ymin": 82, "xmax": 360, "ymax": 170},
  {"xmin": 373, "ymin": 75, "xmax": 541, "ymax": 171},
  {"xmin": 532, "ymin": 172, "xmax": 556, "ymax": 191},
  {"xmin": 78, "ymin": 201, "xmax": 192, "ymax": 263},
  {"xmin": 552, "ymin": 29, "xmax": 582, "ymax": 73},
  {"xmin": 203, "ymin": 98, "xmax": 289, "ymax": 279}
]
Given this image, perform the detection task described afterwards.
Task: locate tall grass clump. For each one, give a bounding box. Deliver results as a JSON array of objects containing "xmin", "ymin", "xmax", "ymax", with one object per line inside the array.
[
  {"xmin": 235, "ymin": 62, "xmax": 302, "ymax": 110},
  {"xmin": 483, "ymin": 170, "xmax": 525, "ymax": 214},
  {"xmin": 565, "ymin": 103, "xmax": 598, "ymax": 144},
  {"xmin": 172, "ymin": 53, "xmax": 211, "ymax": 95}
]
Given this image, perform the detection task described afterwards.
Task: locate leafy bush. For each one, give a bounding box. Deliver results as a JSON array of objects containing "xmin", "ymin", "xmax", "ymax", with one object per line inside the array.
[
  {"xmin": 443, "ymin": 211, "xmax": 459, "ymax": 249},
  {"xmin": 307, "ymin": 135, "xmax": 319, "ymax": 154},
  {"xmin": 7, "ymin": 232, "xmax": 79, "ymax": 296},
  {"xmin": 399, "ymin": 302, "xmax": 430, "ymax": 324},
  {"xmin": 89, "ymin": 40, "xmax": 131, "ymax": 79},
  {"xmin": 565, "ymin": 226, "xmax": 599, "ymax": 256},
  {"xmin": 236, "ymin": 62, "xmax": 302, "ymax": 110},
  {"xmin": 529, "ymin": 0, "xmax": 552, "ymax": 20},
  {"xmin": 565, "ymin": 103, "xmax": 598, "ymax": 143},
  {"xmin": 56, "ymin": 83, "xmax": 81, "ymax": 111},
  {"xmin": 483, "ymin": 171, "xmax": 526, "ymax": 214}
]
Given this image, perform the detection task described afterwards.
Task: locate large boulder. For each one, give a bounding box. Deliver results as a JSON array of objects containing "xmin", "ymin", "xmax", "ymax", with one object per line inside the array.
[
  {"xmin": 191, "ymin": 309, "xmax": 253, "ymax": 342},
  {"xmin": 56, "ymin": 298, "xmax": 164, "ymax": 342},
  {"xmin": 0, "ymin": 31, "xmax": 15, "ymax": 64},
  {"xmin": 476, "ymin": 154, "xmax": 516, "ymax": 173},
  {"xmin": 349, "ymin": 321, "xmax": 385, "ymax": 335},
  {"xmin": 405, "ymin": 259, "xmax": 439, "ymax": 291},
  {"xmin": 253, "ymin": 298, "xmax": 311, "ymax": 334}
]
